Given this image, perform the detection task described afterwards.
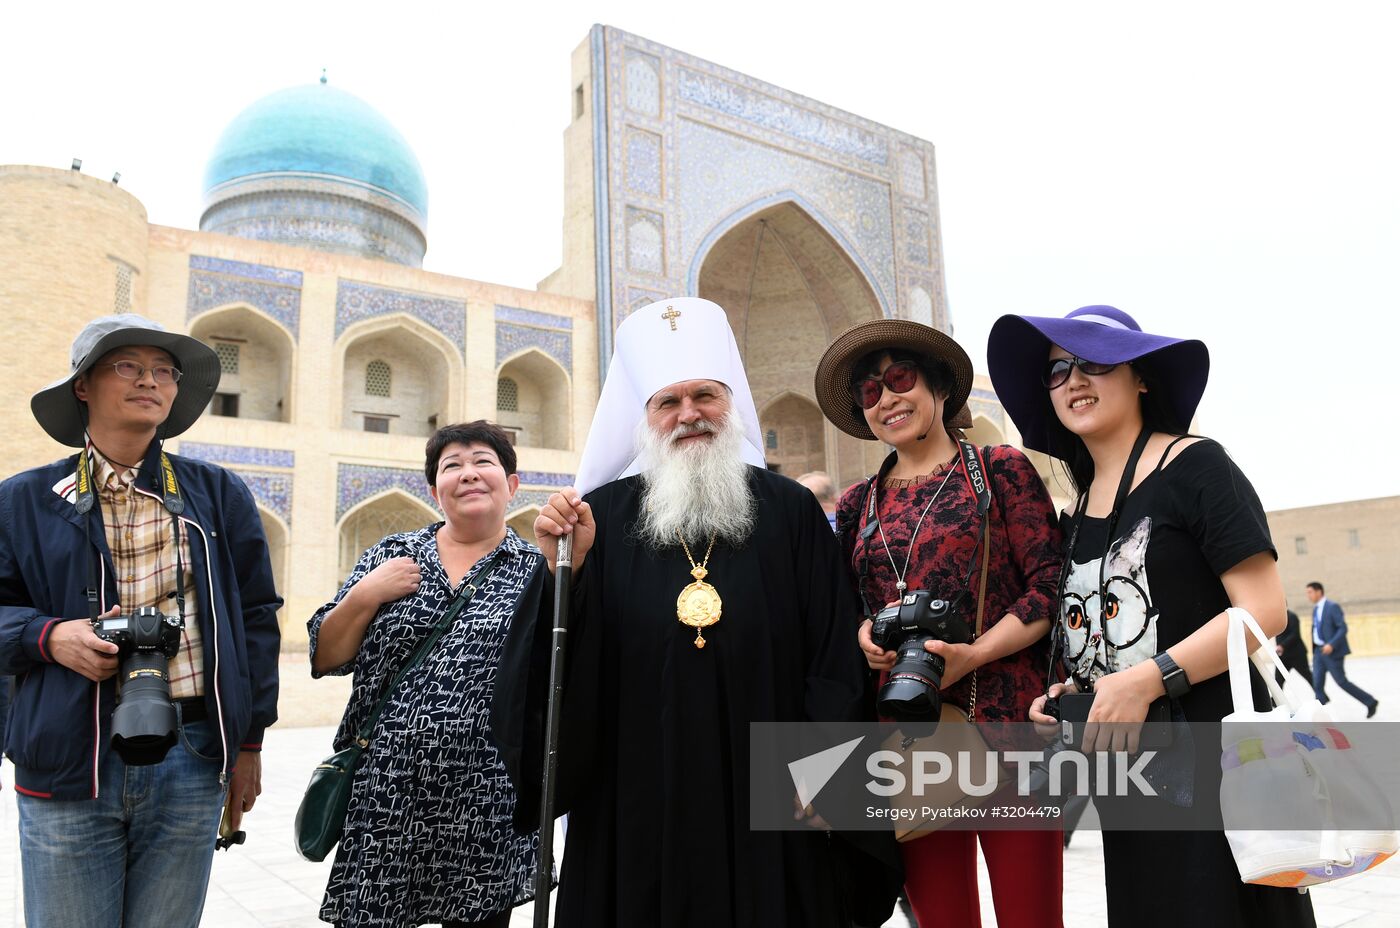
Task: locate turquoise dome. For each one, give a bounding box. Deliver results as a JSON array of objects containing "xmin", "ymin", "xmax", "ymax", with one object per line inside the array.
[{"xmin": 203, "ymin": 83, "xmax": 428, "ymax": 218}]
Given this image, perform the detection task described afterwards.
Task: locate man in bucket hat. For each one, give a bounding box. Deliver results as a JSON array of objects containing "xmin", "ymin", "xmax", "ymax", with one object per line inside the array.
[{"xmin": 0, "ymin": 314, "xmax": 281, "ymax": 927}]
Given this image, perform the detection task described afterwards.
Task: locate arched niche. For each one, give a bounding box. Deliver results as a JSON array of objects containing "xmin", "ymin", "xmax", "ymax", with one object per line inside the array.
[
  {"xmin": 190, "ymin": 305, "xmax": 294, "ymax": 422},
  {"xmin": 697, "ymin": 199, "xmax": 882, "ymax": 488},
  {"xmin": 496, "ymin": 349, "xmax": 571, "ymax": 450},
  {"xmin": 257, "ymin": 507, "xmax": 289, "ymax": 632},
  {"xmin": 339, "ymin": 319, "xmax": 454, "ymax": 437},
  {"xmin": 337, "ymin": 490, "xmax": 438, "ymax": 577},
  {"xmin": 506, "ymin": 505, "xmax": 541, "ymax": 542},
  {"xmin": 964, "ymin": 415, "xmax": 1007, "ymax": 449},
  {"xmin": 759, "ymin": 392, "xmax": 826, "ymax": 477}
]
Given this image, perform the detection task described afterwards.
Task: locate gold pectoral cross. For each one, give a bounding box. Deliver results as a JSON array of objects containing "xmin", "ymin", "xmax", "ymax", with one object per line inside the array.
[{"xmin": 661, "ymin": 305, "xmax": 681, "ymax": 330}]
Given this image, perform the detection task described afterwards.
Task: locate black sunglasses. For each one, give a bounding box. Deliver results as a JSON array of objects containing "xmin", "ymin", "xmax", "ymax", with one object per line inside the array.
[
  {"xmin": 1043, "ymin": 357, "xmax": 1120, "ymax": 389},
  {"xmin": 851, "ymin": 360, "xmax": 921, "ymax": 410}
]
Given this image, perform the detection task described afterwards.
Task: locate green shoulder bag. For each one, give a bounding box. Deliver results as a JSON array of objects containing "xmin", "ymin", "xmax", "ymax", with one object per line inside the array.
[{"xmin": 294, "ymin": 554, "xmax": 502, "ymax": 861}]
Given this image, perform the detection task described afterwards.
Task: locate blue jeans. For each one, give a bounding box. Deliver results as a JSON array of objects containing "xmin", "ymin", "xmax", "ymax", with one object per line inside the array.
[{"xmin": 16, "ymin": 708, "xmax": 228, "ymax": 927}]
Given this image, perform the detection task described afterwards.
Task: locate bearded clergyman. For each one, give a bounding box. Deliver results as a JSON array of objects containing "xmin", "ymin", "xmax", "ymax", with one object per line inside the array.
[{"xmin": 491, "ymin": 298, "xmax": 898, "ymax": 928}]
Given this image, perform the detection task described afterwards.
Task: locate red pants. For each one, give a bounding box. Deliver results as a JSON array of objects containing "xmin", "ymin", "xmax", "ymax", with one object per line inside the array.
[{"xmin": 902, "ymin": 829, "xmax": 1063, "ymax": 928}]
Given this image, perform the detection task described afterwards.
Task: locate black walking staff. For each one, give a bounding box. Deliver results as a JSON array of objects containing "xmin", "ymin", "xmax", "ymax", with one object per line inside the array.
[{"xmin": 533, "ymin": 532, "xmax": 572, "ymax": 928}]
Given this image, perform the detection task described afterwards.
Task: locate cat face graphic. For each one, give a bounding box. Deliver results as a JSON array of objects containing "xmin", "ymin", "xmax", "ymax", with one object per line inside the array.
[{"xmin": 1060, "ymin": 516, "xmax": 1158, "ymax": 681}]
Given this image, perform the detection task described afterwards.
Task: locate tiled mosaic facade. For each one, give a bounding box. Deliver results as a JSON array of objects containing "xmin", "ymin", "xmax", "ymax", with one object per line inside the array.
[
  {"xmin": 178, "ymin": 442, "xmax": 296, "ymax": 469},
  {"xmin": 200, "ymin": 188, "xmax": 426, "ymax": 267},
  {"xmin": 622, "ymin": 286, "xmax": 668, "ymax": 320},
  {"xmin": 337, "ymin": 463, "xmax": 436, "ymax": 521},
  {"xmin": 177, "ymin": 441, "xmax": 295, "ymax": 525},
  {"xmin": 516, "ymin": 471, "xmax": 575, "ymax": 487},
  {"xmin": 335, "ymin": 280, "xmax": 466, "ymax": 354},
  {"xmin": 509, "ymin": 489, "xmax": 555, "ymax": 513},
  {"xmin": 596, "ymin": 26, "xmax": 949, "ymax": 345},
  {"xmin": 233, "ymin": 470, "xmax": 294, "ymax": 526},
  {"xmin": 335, "ymin": 464, "xmax": 568, "ymax": 522},
  {"xmin": 494, "ymin": 305, "xmax": 574, "ymax": 372},
  {"xmin": 186, "ymin": 255, "xmax": 303, "ymax": 337},
  {"xmin": 494, "ymin": 306, "xmax": 575, "ymax": 331}
]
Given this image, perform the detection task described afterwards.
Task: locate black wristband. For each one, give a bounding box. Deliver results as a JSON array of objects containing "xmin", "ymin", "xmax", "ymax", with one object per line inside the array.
[{"xmin": 1153, "ymin": 651, "xmax": 1190, "ymax": 699}]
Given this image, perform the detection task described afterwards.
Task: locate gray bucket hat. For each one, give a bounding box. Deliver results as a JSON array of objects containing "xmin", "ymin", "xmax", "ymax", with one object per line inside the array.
[{"xmin": 30, "ymin": 313, "xmax": 221, "ymax": 447}]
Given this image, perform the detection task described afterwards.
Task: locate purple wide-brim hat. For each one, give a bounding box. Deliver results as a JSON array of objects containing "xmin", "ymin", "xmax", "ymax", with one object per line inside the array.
[{"xmin": 986, "ymin": 305, "xmax": 1209, "ymax": 457}]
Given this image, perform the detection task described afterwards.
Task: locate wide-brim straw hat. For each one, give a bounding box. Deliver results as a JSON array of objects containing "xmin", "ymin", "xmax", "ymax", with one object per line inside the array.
[
  {"xmin": 31, "ymin": 313, "xmax": 221, "ymax": 447},
  {"xmin": 986, "ymin": 305, "xmax": 1209, "ymax": 456},
  {"xmin": 814, "ymin": 319, "xmax": 974, "ymax": 440}
]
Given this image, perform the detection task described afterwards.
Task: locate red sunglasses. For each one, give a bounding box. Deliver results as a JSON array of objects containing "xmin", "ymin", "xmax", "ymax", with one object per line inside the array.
[{"xmin": 851, "ymin": 360, "xmax": 921, "ymax": 410}]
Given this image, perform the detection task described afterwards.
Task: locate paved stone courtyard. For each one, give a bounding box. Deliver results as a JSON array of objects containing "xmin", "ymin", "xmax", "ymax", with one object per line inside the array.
[{"xmin": 4, "ymin": 654, "xmax": 1400, "ymax": 927}]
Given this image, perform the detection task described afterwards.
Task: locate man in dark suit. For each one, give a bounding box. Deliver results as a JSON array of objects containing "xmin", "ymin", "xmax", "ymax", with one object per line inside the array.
[
  {"xmin": 1275, "ymin": 609, "xmax": 1314, "ymax": 689},
  {"xmin": 1307, "ymin": 581, "xmax": 1379, "ymax": 717}
]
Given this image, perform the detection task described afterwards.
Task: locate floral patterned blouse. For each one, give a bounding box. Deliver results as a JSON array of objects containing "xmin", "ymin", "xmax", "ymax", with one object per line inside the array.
[{"xmin": 836, "ymin": 445, "xmax": 1064, "ymax": 737}]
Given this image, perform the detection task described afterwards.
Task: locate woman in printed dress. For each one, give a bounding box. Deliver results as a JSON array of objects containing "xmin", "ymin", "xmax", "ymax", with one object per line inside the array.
[
  {"xmin": 309, "ymin": 420, "xmax": 542, "ymax": 928},
  {"xmin": 814, "ymin": 320, "xmax": 1065, "ymax": 928}
]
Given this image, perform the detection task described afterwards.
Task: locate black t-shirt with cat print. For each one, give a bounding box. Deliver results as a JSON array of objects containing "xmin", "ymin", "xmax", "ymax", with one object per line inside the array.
[
  {"xmin": 1058, "ymin": 438, "xmax": 1275, "ymax": 725},
  {"xmin": 1059, "ymin": 439, "xmax": 1315, "ymax": 928}
]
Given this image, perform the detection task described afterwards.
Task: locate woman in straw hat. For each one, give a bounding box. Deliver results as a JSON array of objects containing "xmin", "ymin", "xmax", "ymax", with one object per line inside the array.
[
  {"xmin": 815, "ymin": 320, "xmax": 1065, "ymax": 928},
  {"xmin": 989, "ymin": 305, "xmax": 1315, "ymax": 927}
]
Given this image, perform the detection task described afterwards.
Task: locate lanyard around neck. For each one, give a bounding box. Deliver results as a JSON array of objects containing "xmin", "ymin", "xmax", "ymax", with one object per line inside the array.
[
  {"xmin": 854, "ymin": 440, "xmax": 993, "ymax": 618},
  {"xmin": 1051, "ymin": 427, "xmax": 1153, "ymax": 689}
]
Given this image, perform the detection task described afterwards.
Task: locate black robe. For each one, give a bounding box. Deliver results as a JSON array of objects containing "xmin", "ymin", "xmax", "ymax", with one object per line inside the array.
[{"xmin": 493, "ymin": 466, "xmax": 900, "ymax": 928}]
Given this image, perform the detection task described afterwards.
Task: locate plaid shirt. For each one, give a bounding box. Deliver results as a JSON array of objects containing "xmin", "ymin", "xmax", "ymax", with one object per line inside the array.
[{"xmin": 90, "ymin": 446, "xmax": 204, "ymax": 700}]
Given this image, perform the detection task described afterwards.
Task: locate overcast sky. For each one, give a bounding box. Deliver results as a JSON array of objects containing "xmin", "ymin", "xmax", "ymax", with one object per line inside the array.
[{"xmin": 5, "ymin": 1, "xmax": 1396, "ymax": 512}]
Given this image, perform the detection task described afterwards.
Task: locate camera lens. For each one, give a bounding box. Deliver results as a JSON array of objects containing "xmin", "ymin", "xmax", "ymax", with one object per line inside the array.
[
  {"xmin": 106, "ymin": 606, "xmax": 181, "ymax": 766},
  {"xmin": 877, "ymin": 641, "xmax": 945, "ymax": 723},
  {"xmin": 111, "ymin": 650, "xmax": 178, "ymax": 765}
]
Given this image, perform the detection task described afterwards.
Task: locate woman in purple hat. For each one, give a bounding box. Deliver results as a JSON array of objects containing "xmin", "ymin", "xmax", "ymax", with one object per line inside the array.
[
  {"xmin": 815, "ymin": 319, "xmax": 1065, "ymax": 928},
  {"xmin": 988, "ymin": 306, "xmax": 1315, "ymax": 927}
]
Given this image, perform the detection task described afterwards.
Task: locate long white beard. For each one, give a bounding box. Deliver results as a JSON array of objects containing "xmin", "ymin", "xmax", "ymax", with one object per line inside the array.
[{"xmin": 635, "ymin": 409, "xmax": 756, "ymax": 548}]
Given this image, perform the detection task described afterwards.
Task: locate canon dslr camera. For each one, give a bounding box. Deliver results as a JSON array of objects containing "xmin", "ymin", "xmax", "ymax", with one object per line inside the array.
[
  {"xmin": 870, "ymin": 590, "xmax": 973, "ymax": 723},
  {"xmin": 93, "ymin": 604, "xmax": 184, "ymax": 765}
]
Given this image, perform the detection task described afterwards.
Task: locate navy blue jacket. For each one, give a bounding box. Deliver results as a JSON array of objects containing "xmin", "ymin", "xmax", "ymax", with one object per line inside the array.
[
  {"xmin": 0, "ymin": 444, "xmax": 281, "ymax": 799},
  {"xmin": 1312, "ymin": 599, "xmax": 1350, "ymax": 657}
]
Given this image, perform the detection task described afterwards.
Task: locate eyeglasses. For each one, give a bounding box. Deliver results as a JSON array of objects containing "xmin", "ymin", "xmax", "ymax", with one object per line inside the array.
[
  {"xmin": 104, "ymin": 360, "xmax": 183, "ymax": 385},
  {"xmin": 1042, "ymin": 357, "xmax": 1119, "ymax": 389},
  {"xmin": 851, "ymin": 360, "xmax": 921, "ymax": 410}
]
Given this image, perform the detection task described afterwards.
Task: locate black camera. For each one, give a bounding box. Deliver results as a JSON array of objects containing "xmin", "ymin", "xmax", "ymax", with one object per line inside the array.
[
  {"xmin": 869, "ymin": 591, "xmax": 973, "ymax": 723},
  {"xmin": 93, "ymin": 604, "xmax": 184, "ymax": 766},
  {"xmin": 1043, "ymin": 692, "xmax": 1173, "ymax": 751}
]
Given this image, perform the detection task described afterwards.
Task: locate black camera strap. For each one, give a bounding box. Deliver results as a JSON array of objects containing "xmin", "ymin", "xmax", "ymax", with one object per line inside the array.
[
  {"xmin": 351, "ymin": 553, "xmax": 503, "ymax": 750},
  {"xmin": 1049, "ymin": 426, "xmax": 1152, "ymax": 692},
  {"xmin": 853, "ymin": 439, "xmax": 993, "ymax": 621}
]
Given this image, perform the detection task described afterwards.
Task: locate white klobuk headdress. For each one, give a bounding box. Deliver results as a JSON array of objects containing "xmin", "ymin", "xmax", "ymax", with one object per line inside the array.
[{"xmin": 574, "ymin": 298, "xmax": 766, "ymax": 495}]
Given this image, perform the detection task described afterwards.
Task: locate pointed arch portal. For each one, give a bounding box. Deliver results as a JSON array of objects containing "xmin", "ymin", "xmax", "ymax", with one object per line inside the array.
[{"xmin": 696, "ymin": 200, "xmax": 884, "ymax": 487}]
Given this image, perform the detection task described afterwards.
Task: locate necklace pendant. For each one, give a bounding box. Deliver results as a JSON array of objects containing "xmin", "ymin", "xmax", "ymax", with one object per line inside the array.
[
  {"xmin": 677, "ymin": 577, "xmax": 723, "ymax": 639},
  {"xmin": 896, "ymin": 581, "xmax": 907, "ymax": 593},
  {"xmin": 677, "ymin": 530, "xmax": 721, "ymax": 649}
]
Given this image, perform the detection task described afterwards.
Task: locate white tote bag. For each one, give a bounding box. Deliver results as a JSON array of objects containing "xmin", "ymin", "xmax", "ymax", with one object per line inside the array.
[{"xmin": 1220, "ymin": 607, "xmax": 1398, "ymax": 888}]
